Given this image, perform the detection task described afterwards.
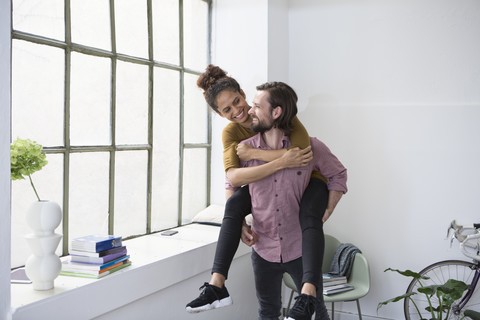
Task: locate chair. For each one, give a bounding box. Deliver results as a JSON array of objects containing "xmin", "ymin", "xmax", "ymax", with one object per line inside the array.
[{"xmin": 283, "ymin": 234, "xmax": 370, "ymax": 320}]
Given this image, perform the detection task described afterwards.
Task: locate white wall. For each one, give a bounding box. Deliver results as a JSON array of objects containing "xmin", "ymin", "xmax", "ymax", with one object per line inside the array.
[
  {"xmin": 288, "ymin": 0, "xmax": 480, "ymax": 318},
  {"xmin": 212, "ymin": 0, "xmax": 480, "ymax": 319},
  {"xmin": 210, "ymin": 0, "xmax": 270, "ymax": 204},
  {"xmin": 0, "ymin": 0, "xmax": 12, "ymax": 319}
]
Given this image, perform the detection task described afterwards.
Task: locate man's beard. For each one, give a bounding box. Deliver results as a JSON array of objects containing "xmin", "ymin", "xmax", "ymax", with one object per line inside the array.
[
  {"xmin": 251, "ymin": 121, "xmax": 273, "ymax": 133},
  {"xmin": 251, "ymin": 117, "xmax": 274, "ymax": 133}
]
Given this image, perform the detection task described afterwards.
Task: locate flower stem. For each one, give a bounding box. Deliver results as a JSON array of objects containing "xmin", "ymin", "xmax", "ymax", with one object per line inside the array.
[{"xmin": 28, "ymin": 174, "xmax": 41, "ymax": 201}]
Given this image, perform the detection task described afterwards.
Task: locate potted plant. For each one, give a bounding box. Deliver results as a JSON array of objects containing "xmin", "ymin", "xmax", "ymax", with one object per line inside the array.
[
  {"xmin": 377, "ymin": 268, "xmax": 470, "ymax": 320},
  {"xmin": 11, "ymin": 138, "xmax": 63, "ymax": 291}
]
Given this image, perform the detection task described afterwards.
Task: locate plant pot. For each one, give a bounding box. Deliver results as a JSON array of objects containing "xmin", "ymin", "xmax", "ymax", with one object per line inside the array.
[{"xmin": 24, "ymin": 200, "xmax": 63, "ymax": 290}]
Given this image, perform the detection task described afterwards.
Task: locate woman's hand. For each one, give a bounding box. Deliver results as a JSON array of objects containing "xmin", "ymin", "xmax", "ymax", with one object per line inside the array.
[
  {"xmin": 236, "ymin": 143, "xmax": 255, "ymax": 161},
  {"xmin": 279, "ymin": 146, "xmax": 313, "ymax": 168}
]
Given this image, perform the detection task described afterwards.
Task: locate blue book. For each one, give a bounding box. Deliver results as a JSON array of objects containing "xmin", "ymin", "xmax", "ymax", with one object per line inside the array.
[{"xmin": 71, "ymin": 234, "xmax": 122, "ymax": 253}]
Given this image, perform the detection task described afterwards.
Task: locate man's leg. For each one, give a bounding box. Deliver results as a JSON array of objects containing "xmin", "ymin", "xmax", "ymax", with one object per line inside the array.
[
  {"xmin": 186, "ymin": 185, "xmax": 251, "ymax": 313},
  {"xmin": 251, "ymin": 249, "xmax": 284, "ymax": 320}
]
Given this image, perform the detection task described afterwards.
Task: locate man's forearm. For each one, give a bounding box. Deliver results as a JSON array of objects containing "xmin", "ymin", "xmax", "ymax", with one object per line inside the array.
[
  {"xmin": 322, "ymin": 190, "xmax": 343, "ymax": 223},
  {"xmin": 327, "ymin": 190, "xmax": 343, "ymax": 213},
  {"xmin": 225, "ymin": 188, "xmax": 235, "ymax": 200}
]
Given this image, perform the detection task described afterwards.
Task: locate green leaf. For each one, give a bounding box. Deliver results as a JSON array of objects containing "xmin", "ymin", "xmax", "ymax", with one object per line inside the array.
[
  {"xmin": 377, "ymin": 292, "xmax": 417, "ymax": 311},
  {"xmin": 384, "ymin": 268, "xmax": 430, "ymax": 280}
]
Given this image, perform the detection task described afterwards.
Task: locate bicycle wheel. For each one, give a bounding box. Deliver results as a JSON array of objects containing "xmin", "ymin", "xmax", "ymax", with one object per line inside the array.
[{"xmin": 404, "ymin": 260, "xmax": 480, "ymax": 320}]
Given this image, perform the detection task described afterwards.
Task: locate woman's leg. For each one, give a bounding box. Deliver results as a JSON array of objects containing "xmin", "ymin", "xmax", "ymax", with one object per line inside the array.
[
  {"xmin": 299, "ymin": 178, "xmax": 329, "ymax": 290},
  {"xmin": 211, "ymin": 184, "xmax": 252, "ymax": 279},
  {"xmin": 285, "ymin": 256, "xmax": 330, "ymax": 320},
  {"xmin": 186, "ymin": 185, "xmax": 252, "ymax": 313}
]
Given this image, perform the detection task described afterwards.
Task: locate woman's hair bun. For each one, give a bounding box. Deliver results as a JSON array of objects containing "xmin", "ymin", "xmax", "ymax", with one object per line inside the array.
[{"xmin": 197, "ymin": 64, "xmax": 228, "ymax": 91}]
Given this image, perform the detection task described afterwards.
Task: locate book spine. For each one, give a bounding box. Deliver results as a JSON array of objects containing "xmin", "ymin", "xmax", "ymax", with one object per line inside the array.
[
  {"xmin": 71, "ymin": 250, "xmax": 127, "ymax": 264},
  {"xmin": 99, "ymin": 255, "xmax": 130, "ymax": 270},
  {"xmin": 95, "ymin": 239, "xmax": 122, "ymax": 253}
]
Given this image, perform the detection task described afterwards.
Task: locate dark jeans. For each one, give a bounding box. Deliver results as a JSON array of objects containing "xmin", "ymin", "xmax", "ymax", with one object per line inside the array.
[
  {"xmin": 212, "ymin": 178, "xmax": 329, "ymax": 290},
  {"xmin": 251, "ymin": 249, "xmax": 330, "ymax": 320},
  {"xmin": 211, "ymin": 184, "xmax": 252, "ymax": 278}
]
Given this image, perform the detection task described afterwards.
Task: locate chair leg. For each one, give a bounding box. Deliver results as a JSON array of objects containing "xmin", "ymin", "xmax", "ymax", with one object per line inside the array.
[
  {"xmin": 356, "ymin": 299, "xmax": 362, "ymax": 320},
  {"xmin": 286, "ymin": 290, "xmax": 294, "ymax": 315},
  {"xmin": 331, "ymin": 302, "xmax": 334, "ymax": 320}
]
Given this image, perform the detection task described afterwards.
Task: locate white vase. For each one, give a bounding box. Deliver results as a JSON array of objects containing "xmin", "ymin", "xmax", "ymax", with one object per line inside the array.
[{"xmin": 24, "ymin": 200, "xmax": 63, "ymax": 291}]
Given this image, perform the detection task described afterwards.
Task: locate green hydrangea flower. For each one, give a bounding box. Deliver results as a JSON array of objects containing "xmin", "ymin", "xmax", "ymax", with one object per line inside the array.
[{"xmin": 10, "ymin": 138, "xmax": 48, "ymax": 201}]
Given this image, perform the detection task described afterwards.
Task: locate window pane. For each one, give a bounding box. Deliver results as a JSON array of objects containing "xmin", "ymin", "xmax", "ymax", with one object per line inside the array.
[
  {"xmin": 13, "ymin": 0, "xmax": 64, "ymax": 41},
  {"xmin": 114, "ymin": 151, "xmax": 148, "ymax": 236},
  {"xmin": 70, "ymin": 53, "xmax": 111, "ymax": 146},
  {"xmin": 12, "ymin": 40, "xmax": 64, "ymax": 147},
  {"xmin": 71, "ymin": 0, "xmax": 111, "ymax": 51},
  {"xmin": 181, "ymin": 148, "xmax": 207, "ymax": 224},
  {"xmin": 184, "ymin": 72, "xmax": 208, "ymax": 144},
  {"xmin": 115, "ymin": 0, "xmax": 148, "ymax": 58},
  {"xmin": 69, "ymin": 152, "xmax": 110, "ymax": 240},
  {"xmin": 152, "ymin": 0, "xmax": 179, "ymax": 65},
  {"xmin": 183, "ymin": 0, "xmax": 208, "ymax": 70},
  {"xmin": 11, "ymin": 154, "xmax": 64, "ymax": 268},
  {"xmin": 114, "ymin": 151, "xmax": 148, "ymax": 237},
  {"xmin": 151, "ymin": 68, "xmax": 180, "ymax": 231},
  {"xmin": 116, "ymin": 61, "xmax": 149, "ymax": 145}
]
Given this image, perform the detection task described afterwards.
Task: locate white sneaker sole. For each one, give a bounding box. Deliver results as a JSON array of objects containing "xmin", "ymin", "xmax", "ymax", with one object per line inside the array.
[{"xmin": 186, "ymin": 296, "xmax": 233, "ymax": 313}]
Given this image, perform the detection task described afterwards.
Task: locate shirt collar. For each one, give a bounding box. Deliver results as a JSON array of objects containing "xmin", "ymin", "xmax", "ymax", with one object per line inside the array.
[{"xmin": 252, "ymin": 133, "xmax": 291, "ymax": 150}]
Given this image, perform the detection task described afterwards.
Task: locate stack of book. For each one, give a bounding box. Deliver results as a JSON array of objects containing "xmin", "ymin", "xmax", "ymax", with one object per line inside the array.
[
  {"xmin": 60, "ymin": 234, "xmax": 131, "ymax": 279},
  {"xmin": 322, "ymin": 273, "xmax": 354, "ymax": 295}
]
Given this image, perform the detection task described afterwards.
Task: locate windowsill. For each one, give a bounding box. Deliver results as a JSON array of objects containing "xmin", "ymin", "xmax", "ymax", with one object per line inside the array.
[{"xmin": 10, "ymin": 223, "xmax": 251, "ymax": 319}]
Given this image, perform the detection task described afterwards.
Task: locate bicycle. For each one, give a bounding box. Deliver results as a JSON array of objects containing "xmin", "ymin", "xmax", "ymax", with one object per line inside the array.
[{"xmin": 404, "ymin": 220, "xmax": 480, "ymax": 319}]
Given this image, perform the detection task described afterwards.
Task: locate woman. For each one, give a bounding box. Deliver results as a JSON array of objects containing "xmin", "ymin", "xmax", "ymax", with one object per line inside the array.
[{"xmin": 186, "ymin": 65, "xmax": 334, "ymax": 320}]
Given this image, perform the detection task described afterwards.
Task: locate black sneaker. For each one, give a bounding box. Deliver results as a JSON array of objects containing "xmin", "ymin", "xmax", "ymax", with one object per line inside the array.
[
  {"xmin": 285, "ymin": 294, "xmax": 317, "ymax": 320},
  {"xmin": 185, "ymin": 282, "xmax": 233, "ymax": 313}
]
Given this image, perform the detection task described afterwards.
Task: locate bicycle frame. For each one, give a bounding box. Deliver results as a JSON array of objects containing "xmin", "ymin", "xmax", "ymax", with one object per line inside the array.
[
  {"xmin": 449, "ymin": 220, "xmax": 480, "ymax": 316},
  {"xmin": 452, "ymin": 261, "xmax": 480, "ymax": 316}
]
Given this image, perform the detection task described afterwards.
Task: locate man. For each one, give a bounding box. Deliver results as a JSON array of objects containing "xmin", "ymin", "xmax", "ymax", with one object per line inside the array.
[{"xmin": 231, "ymin": 82, "xmax": 347, "ymax": 320}]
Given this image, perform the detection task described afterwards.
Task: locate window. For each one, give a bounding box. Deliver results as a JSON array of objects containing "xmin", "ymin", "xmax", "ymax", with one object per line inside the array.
[{"xmin": 11, "ymin": 0, "xmax": 211, "ymax": 268}]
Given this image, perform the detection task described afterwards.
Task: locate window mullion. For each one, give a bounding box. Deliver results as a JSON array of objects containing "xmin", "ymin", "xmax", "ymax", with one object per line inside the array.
[
  {"xmin": 108, "ymin": 0, "xmax": 117, "ymax": 236},
  {"xmin": 62, "ymin": 0, "xmax": 72, "ymax": 255},
  {"xmin": 177, "ymin": 0, "xmax": 185, "ymax": 226}
]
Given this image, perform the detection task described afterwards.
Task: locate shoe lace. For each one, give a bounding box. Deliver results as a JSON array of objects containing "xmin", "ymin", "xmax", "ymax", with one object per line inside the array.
[
  {"xmin": 291, "ymin": 294, "xmax": 316, "ymax": 314},
  {"xmin": 198, "ymin": 282, "xmax": 219, "ymax": 299},
  {"xmin": 198, "ymin": 282, "xmax": 209, "ymax": 291}
]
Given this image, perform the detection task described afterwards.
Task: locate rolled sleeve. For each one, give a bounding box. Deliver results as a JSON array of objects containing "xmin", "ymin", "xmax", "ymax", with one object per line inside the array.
[{"xmin": 311, "ymin": 138, "xmax": 348, "ymax": 194}]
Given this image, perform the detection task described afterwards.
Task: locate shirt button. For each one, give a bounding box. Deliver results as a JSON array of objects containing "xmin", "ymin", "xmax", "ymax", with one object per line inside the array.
[
  {"xmin": 275, "ymin": 194, "xmax": 278, "ymax": 197},
  {"xmin": 280, "ymin": 237, "xmax": 283, "ymax": 240},
  {"xmin": 297, "ymin": 171, "xmax": 302, "ymax": 175},
  {"xmin": 278, "ymin": 223, "xmax": 281, "ymax": 226}
]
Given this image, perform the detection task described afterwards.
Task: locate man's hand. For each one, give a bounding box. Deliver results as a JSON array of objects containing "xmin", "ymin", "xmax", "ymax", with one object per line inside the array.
[
  {"xmin": 236, "ymin": 143, "xmax": 255, "ymax": 161},
  {"xmin": 322, "ymin": 208, "xmax": 333, "ymax": 224},
  {"xmin": 322, "ymin": 190, "xmax": 343, "ymax": 223},
  {"xmin": 280, "ymin": 146, "xmax": 313, "ymax": 168},
  {"xmin": 241, "ymin": 221, "xmax": 257, "ymax": 246}
]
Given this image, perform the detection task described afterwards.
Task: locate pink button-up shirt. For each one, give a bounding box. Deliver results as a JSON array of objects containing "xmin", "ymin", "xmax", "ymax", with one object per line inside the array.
[{"xmin": 226, "ymin": 134, "xmax": 347, "ymax": 263}]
